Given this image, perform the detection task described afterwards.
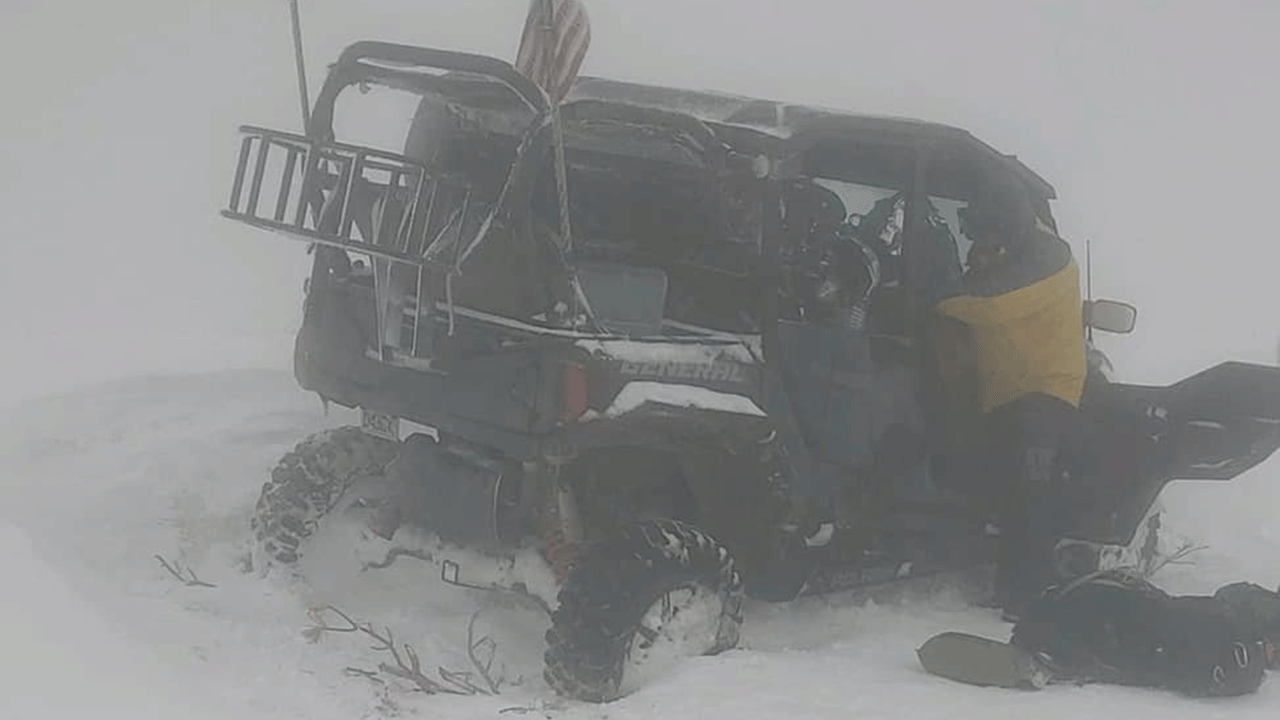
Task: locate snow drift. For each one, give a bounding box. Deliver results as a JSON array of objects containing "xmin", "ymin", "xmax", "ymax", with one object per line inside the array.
[{"xmin": 0, "ymin": 370, "xmax": 1278, "ymax": 720}]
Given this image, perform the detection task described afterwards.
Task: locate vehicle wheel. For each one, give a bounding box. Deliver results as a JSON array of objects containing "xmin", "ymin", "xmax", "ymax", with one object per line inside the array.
[
  {"xmin": 543, "ymin": 518, "xmax": 745, "ymax": 703},
  {"xmin": 249, "ymin": 426, "xmax": 398, "ymax": 569}
]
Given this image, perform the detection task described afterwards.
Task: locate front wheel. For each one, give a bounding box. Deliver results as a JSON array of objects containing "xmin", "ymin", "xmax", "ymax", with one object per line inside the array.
[{"xmin": 543, "ymin": 519, "xmax": 745, "ymax": 703}]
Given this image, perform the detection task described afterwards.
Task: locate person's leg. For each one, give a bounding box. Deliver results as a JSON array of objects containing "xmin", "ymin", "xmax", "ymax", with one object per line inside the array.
[
  {"xmin": 991, "ymin": 393, "xmax": 1080, "ymax": 616},
  {"xmin": 987, "ymin": 401, "xmax": 1027, "ymax": 609}
]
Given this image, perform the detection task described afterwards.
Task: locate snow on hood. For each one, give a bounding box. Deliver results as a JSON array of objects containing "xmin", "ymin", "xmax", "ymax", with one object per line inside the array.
[
  {"xmin": 604, "ymin": 381, "xmax": 766, "ymax": 418},
  {"xmin": 576, "ymin": 338, "xmax": 759, "ymax": 365}
]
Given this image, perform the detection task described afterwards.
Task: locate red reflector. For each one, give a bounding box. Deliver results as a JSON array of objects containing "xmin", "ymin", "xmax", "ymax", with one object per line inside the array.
[{"xmin": 563, "ymin": 362, "xmax": 588, "ymax": 422}]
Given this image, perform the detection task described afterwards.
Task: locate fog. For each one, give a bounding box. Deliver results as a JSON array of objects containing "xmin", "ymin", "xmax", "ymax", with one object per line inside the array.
[
  {"xmin": 2, "ymin": 5, "xmax": 1279, "ymax": 716},
  {"xmin": 2, "ymin": 0, "xmax": 1277, "ymax": 401}
]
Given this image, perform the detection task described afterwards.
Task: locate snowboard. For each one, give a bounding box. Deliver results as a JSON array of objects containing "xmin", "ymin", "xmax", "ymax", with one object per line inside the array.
[{"xmin": 917, "ymin": 632, "xmax": 1051, "ymax": 689}]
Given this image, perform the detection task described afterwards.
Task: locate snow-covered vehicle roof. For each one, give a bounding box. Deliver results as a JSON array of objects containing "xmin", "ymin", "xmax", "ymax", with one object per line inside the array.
[
  {"xmin": 310, "ymin": 42, "xmax": 1057, "ymax": 203},
  {"xmin": 565, "ymin": 76, "xmax": 1057, "ymax": 201}
]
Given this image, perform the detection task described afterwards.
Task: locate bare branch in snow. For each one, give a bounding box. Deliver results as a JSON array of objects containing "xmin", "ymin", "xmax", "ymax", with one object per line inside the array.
[
  {"xmin": 304, "ymin": 605, "xmax": 362, "ymax": 643},
  {"xmin": 371, "ymin": 628, "xmax": 467, "ymax": 696},
  {"xmin": 343, "ymin": 666, "xmax": 385, "ymax": 685},
  {"xmin": 154, "ymin": 554, "xmax": 216, "ymax": 588},
  {"xmin": 468, "ymin": 608, "xmax": 503, "ymax": 694},
  {"xmin": 1144, "ymin": 541, "xmax": 1210, "ymax": 577},
  {"xmin": 304, "ymin": 605, "xmax": 500, "ymax": 696},
  {"xmin": 438, "ymin": 667, "xmax": 488, "ymax": 695}
]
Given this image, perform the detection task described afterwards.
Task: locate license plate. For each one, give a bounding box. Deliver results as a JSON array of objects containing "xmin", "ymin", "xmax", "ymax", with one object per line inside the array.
[{"xmin": 360, "ymin": 408, "xmax": 400, "ymax": 442}]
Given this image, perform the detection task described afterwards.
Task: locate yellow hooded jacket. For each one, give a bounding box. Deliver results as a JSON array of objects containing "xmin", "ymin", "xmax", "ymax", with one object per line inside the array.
[{"xmin": 935, "ymin": 233, "xmax": 1087, "ymax": 413}]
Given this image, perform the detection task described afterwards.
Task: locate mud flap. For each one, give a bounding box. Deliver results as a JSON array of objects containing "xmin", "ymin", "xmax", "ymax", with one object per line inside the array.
[
  {"xmin": 1069, "ymin": 361, "xmax": 1280, "ymax": 546},
  {"xmin": 917, "ymin": 632, "xmax": 1050, "ymax": 689}
]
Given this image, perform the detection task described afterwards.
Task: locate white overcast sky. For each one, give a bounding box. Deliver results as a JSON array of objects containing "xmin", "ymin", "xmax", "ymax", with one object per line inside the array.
[{"xmin": 1, "ymin": 0, "xmax": 1276, "ymax": 398}]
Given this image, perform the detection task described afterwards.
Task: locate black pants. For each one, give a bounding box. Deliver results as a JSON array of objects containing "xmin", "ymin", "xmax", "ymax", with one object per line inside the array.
[{"xmin": 987, "ymin": 392, "xmax": 1082, "ymax": 606}]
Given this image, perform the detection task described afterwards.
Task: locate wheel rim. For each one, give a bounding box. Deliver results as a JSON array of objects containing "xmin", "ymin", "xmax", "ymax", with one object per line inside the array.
[{"xmin": 620, "ymin": 582, "xmax": 727, "ymax": 695}]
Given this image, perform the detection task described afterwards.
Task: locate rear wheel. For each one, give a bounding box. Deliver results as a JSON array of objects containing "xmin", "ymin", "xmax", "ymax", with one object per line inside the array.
[
  {"xmin": 543, "ymin": 519, "xmax": 744, "ymax": 703},
  {"xmin": 249, "ymin": 426, "xmax": 398, "ymax": 569}
]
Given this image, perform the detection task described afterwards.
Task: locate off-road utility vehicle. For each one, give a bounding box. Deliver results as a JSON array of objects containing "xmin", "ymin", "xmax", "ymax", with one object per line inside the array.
[{"xmin": 222, "ymin": 42, "xmax": 1280, "ymax": 702}]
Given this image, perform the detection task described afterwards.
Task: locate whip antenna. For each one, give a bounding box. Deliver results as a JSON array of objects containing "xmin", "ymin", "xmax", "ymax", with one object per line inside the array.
[
  {"xmin": 1085, "ymin": 239, "xmax": 1094, "ymax": 341},
  {"xmin": 288, "ymin": 0, "xmax": 311, "ymax": 129}
]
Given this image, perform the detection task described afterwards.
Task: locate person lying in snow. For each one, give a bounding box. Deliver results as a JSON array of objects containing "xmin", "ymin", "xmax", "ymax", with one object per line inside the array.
[
  {"xmin": 1010, "ymin": 571, "xmax": 1280, "ymax": 696},
  {"xmin": 918, "ymin": 571, "xmax": 1280, "ymax": 697}
]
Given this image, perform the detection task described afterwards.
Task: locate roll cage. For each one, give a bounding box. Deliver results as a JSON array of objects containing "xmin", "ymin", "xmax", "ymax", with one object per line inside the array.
[{"xmin": 223, "ymin": 41, "xmax": 1059, "ymax": 350}]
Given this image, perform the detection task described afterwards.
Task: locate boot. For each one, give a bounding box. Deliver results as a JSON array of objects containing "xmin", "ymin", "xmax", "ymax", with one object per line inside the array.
[{"xmin": 1214, "ymin": 581, "xmax": 1280, "ymax": 668}]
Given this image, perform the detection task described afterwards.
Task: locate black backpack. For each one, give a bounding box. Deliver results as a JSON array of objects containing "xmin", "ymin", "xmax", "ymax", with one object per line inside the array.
[{"xmin": 1010, "ymin": 571, "xmax": 1267, "ymax": 696}]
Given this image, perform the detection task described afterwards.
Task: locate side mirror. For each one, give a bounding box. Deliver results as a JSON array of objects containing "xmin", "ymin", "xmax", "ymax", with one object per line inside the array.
[{"xmin": 1084, "ymin": 299, "xmax": 1137, "ymax": 334}]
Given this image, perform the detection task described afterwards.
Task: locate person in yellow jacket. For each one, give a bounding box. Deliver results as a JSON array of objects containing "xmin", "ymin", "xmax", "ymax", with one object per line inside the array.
[{"xmin": 931, "ymin": 176, "xmax": 1087, "ymax": 620}]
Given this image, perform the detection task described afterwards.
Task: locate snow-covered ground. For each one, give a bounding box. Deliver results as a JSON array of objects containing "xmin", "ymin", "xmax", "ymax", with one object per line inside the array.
[
  {"xmin": 3, "ymin": 1, "xmax": 1279, "ymax": 717},
  {"xmin": 1, "ymin": 369, "xmax": 1278, "ymax": 720}
]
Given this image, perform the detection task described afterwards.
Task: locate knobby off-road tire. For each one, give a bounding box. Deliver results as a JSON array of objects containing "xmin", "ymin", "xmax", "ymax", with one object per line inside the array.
[
  {"xmin": 544, "ymin": 519, "xmax": 745, "ymax": 703},
  {"xmin": 250, "ymin": 426, "xmax": 398, "ymax": 568}
]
